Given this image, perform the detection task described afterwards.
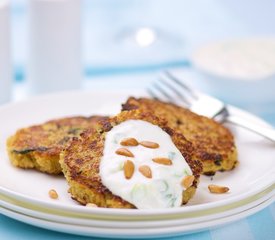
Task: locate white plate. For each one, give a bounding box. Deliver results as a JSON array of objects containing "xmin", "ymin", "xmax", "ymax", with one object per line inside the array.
[
  {"xmin": 0, "ymin": 90, "xmax": 274, "ymax": 220},
  {"xmin": 1, "ymin": 194, "xmax": 274, "ymax": 239},
  {"xmin": 0, "ymin": 186, "xmax": 274, "ymax": 228}
]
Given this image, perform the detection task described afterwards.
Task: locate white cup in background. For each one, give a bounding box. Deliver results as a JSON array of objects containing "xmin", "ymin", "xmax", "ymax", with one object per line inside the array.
[
  {"xmin": 0, "ymin": 0, "xmax": 12, "ymax": 104},
  {"xmin": 27, "ymin": 0, "xmax": 82, "ymax": 95},
  {"xmin": 192, "ymin": 38, "xmax": 275, "ymax": 122}
]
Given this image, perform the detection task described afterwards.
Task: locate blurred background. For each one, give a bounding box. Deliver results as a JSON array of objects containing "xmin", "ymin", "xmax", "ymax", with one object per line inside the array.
[
  {"xmin": 2, "ymin": 0, "xmax": 275, "ymax": 123},
  {"xmin": 11, "ymin": 0, "xmax": 275, "ymax": 76}
]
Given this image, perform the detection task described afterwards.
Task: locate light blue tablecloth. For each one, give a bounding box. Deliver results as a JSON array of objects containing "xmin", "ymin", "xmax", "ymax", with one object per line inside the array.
[{"xmin": 1, "ymin": 0, "xmax": 275, "ymax": 239}]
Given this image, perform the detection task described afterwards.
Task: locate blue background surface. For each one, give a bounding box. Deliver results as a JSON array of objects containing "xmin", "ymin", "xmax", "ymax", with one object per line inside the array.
[{"xmin": 1, "ymin": 0, "xmax": 275, "ymax": 239}]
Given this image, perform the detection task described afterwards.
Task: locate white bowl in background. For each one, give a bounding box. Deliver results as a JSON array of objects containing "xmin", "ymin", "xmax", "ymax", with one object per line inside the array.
[{"xmin": 192, "ymin": 38, "xmax": 275, "ymax": 105}]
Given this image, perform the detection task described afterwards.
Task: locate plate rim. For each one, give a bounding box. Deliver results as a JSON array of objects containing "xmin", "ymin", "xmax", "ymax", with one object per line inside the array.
[
  {"xmin": 0, "ymin": 89, "xmax": 274, "ymax": 217},
  {"xmin": 0, "ymin": 185, "xmax": 274, "ymax": 224},
  {"xmin": 1, "ymin": 194, "xmax": 274, "ymax": 239}
]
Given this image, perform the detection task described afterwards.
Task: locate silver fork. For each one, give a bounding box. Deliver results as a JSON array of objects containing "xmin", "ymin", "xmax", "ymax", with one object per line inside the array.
[{"xmin": 148, "ymin": 71, "xmax": 275, "ymax": 142}]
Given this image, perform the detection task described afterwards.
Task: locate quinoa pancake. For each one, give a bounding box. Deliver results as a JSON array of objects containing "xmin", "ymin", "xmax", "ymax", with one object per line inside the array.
[
  {"xmin": 122, "ymin": 97, "xmax": 238, "ymax": 175},
  {"xmin": 7, "ymin": 116, "xmax": 108, "ymax": 174},
  {"xmin": 60, "ymin": 110, "xmax": 202, "ymax": 209}
]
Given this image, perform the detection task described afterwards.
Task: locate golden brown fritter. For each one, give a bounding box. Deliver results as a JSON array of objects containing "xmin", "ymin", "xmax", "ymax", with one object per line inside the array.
[
  {"xmin": 60, "ymin": 110, "xmax": 202, "ymax": 208},
  {"xmin": 6, "ymin": 116, "xmax": 108, "ymax": 174},
  {"xmin": 122, "ymin": 97, "xmax": 238, "ymax": 175}
]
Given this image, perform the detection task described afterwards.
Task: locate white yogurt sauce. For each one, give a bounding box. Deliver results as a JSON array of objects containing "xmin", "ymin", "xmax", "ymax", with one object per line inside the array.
[
  {"xmin": 193, "ymin": 38, "xmax": 275, "ymax": 80},
  {"xmin": 99, "ymin": 120, "xmax": 192, "ymax": 209}
]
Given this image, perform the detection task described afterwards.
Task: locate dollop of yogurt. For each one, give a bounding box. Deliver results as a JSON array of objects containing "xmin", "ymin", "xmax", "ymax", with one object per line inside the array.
[{"xmin": 99, "ymin": 120, "xmax": 193, "ymax": 209}]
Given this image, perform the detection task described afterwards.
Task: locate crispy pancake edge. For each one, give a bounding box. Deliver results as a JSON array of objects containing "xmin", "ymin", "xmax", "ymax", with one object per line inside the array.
[
  {"xmin": 6, "ymin": 115, "xmax": 108, "ymax": 174},
  {"xmin": 122, "ymin": 97, "xmax": 238, "ymax": 175},
  {"xmin": 60, "ymin": 110, "xmax": 202, "ymax": 208}
]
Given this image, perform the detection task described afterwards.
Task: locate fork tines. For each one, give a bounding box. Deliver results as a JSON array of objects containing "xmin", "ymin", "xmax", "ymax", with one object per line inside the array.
[{"xmin": 147, "ymin": 71, "xmax": 198, "ymax": 108}]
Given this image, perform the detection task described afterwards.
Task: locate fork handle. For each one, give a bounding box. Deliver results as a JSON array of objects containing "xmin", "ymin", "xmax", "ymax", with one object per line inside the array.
[{"xmin": 226, "ymin": 115, "xmax": 275, "ymax": 142}]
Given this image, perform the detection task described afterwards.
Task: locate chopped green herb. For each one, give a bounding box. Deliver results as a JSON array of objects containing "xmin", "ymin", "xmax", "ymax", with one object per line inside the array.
[
  {"xmin": 118, "ymin": 162, "xmax": 124, "ymax": 170},
  {"xmin": 174, "ymin": 172, "xmax": 183, "ymax": 178},
  {"xmin": 165, "ymin": 194, "xmax": 173, "ymax": 199},
  {"xmin": 13, "ymin": 147, "xmax": 49, "ymax": 154},
  {"xmin": 174, "ymin": 168, "xmax": 190, "ymax": 178},
  {"xmin": 113, "ymin": 133, "xmax": 125, "ymax": 144},
  {"xmin": 155, "ymin": 180, "xmax": 168, "ymax": 192},
  {"xmin": 131, "ymin": 184, "xmax": 146, "ymax": 201},
  {"xmin": 67, "ymin": 128, "xmax": 82, "ymax": 135},
  {"xmin": 163, "ymin": 193, "xmax": 178, "ymax": 207},
  {"xmin": 168, "ymin": 151, "xmax": 176, "ymax": 160},
  {"xmin": 58, "ymin": 136, "xmax": 70, "ymax": 144},
  {"xmin": 109, "ymin": 162, "xmax": 124, "ymax": 173},
  {"xmin": 184, "ymin": 169, "xmax": 191, "ymax": 176},
  {"xmin": 170, "ymin": 197, "xmax": 177, "ymax": 207}
]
